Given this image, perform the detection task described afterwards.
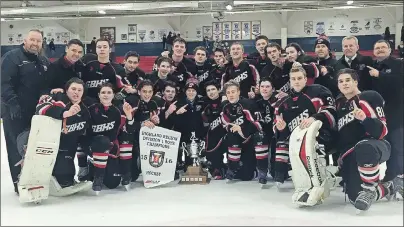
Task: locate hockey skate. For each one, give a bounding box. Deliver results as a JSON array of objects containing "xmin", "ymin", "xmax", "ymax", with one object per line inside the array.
[
  {"xmin": 354, "ymin": 187, "xmax": 377, "ymax": 213},
  {"xmin": 257, "ymin": 169, "xmax": 270, "ymax": 189},
  {"xmin": 121, "ymin": 172, "xmax": 131, "ymax": 191},
  {"xmin": 77, "ymin": 166, "xmax": 90, "ymax": 182},
  {"xmin": 49, "ymin": 177, "xmax": 92, "ymax": 197},
  {"xmin": 91, "ymin": 176, "xmax": 104, "ymax": 196},
  {"xmin": 384, "ymin": 175, "xmax": 404, "ymax": 201}
]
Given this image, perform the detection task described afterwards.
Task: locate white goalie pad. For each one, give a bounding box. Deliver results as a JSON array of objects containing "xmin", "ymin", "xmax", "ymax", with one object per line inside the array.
[
  {"xmin": 289, "ymin": 120, "xmax": 331, "ymax": 206},
  {"xmin": 18, "ymin": 115, "xmax": 62, "ymax": 204}
]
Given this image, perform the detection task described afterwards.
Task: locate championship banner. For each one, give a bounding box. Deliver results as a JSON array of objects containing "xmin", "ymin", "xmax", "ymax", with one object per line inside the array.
[{"xmin": 139, "ymin": 126, "xmax": 181, "ymax": 188}]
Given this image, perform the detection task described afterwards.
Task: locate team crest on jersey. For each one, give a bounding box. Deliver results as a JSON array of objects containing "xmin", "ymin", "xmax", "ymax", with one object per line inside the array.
[
  {"xmin": 43, "ymin": 65, "xmax": 47, "ymax": 71},
  {"xmin": 385, "ymin": 69, "xmax": 391, "ymax": 73},
  {"xmin": 237, "ymin": 106, "xmax": 242, "ymax": 114},
  {"xmin": 149, "ymin": 150, "xmax": 165, "ymax": 168},
  {"xmin": 196, "ymin": 105, "xmax": 202, "ymax": 111},
  {"xmin": 359, "ymin": 64, "xmax": 366, "ymax": 70}
]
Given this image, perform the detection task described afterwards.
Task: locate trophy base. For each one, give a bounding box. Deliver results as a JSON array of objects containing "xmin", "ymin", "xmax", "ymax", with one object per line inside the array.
[{"xmin": 179, "ymin": 165, "xmax": 210, "ymax": 184}]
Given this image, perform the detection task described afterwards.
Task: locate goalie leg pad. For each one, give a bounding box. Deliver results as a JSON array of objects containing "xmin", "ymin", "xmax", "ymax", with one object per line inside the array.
[
  {"xmin": 49, "ymin": 176, "xmax": 92, "ymax": 197},
  {"xmin": 289, "ymin": 120, "xmax": 330, "ymax": 206}
]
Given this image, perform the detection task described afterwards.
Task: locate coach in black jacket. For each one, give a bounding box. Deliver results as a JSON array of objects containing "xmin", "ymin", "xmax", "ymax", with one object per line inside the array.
[
  {"xmin": 333, "ymin": 36, "xmax": 373, "ymax": 92},
  {"xmin": 1, "ymin": 29, "xmax": 50, "ymax": 194},
  {"xmin": 368, "ymin": 40, "xmax": 404, "ymax": 182}
]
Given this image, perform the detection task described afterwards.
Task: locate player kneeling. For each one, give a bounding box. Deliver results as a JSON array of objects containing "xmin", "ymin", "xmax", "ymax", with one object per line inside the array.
[
  {"xmin": 16, "ymin": 78, "xmax": 92, "ymax": 203},
  {"xmin": 335, "ymin": 69, "xmax": 402, "ymax": 212},
  {"xmin": 274, "ymin": 62, "xmax": 338, "ymax": 197},
  {"xmin": 77, "ymin": 83, "xmax": 135, "ymax": 194}
]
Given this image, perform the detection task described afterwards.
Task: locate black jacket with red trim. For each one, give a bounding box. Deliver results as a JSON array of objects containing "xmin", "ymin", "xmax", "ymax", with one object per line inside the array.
[
  {"xmin": 220, "ymin": 97, "xmax": 261, "ymax": 139},
  {"xmin": 221, "ymin": 60, "xmax": 260, "ymax": 99},
  {"xmin": 336, "ymin": 90, "xmax": 388, "ymax": 152},
  {"xmin": 35, "ymin": 93, "xmax": 90, "ymax": 150}
]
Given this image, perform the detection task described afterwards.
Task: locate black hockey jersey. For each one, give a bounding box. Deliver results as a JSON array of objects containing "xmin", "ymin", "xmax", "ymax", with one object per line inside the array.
[
  {"xmin": 221, "ymin": 60, "xmax": 260, "ymax": 98},
  {"xmin": 254, "ymin": 92, "xmax": 278, "ymax": 138},
  {"xmin": 148, "ymin": 71, "xmax": 179, "ymax": 96},
  {"xmin": 81, "ymin": 54, "xmax": 125, "ymax": 99},
  {"xmin": 172, "ymin": 96, "xmax": 205, "ymax": 142},
  {"xmin": 35, "ymin": 93, "xmax": 90, "ymax": 151},
  {"xmin": 195, "ymin": 61, "xmax": 216, "ymax": 97},
  {"xmin": 260, "ymin": 62, "xmax": 291, "ymax": 93},
  {"xmin": 274, "ymin": 84, "xmax": 336, "ymax": 141},
  {"xmin": 336, "ymin": 91, "xmax": 388, "ymax": 156},
  {"xmin": 158, "ymin": 98, "xmax": 177, "ymax": 130},
  {"xmin": 87, "ymin": 102, "xmax": 134, "ymax": 143},
  {"xmin": 246, "ymin": 52, "xmax": 271, "ymax": 75},
  {"xmin": 125, "ymin": 95, "xmax": 163, "ymax": 132},
  {"xmin": 220, "ymin": 97, "xmax": 262, "ymax": 139},
  {"xmin": 171, "ymin": 57, "xmax": 197, "ymax": 90},
  {"xmin": 202, "ymin": 96, "xmax": 226, "ymax": 151}
]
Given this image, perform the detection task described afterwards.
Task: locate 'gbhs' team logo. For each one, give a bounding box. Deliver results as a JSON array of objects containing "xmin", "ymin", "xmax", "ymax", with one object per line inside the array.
[{"xmin": 149, "ymin": 150, "xmax": 165, "ymax": 168}]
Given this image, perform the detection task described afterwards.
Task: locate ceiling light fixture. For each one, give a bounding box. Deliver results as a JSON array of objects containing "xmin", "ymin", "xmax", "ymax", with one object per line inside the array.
[
  {"xmin": 226, "ymin": 4, "xmax": 233, "ymax": 10},
  {"xmin": 98, "ymin": 10, "xmax": 106, "ymax": 14},
  {"xmin": 347, "ymin": 1, "xmax": 354, "ymax": 5},
  {"xmin": 1, "ymin": 18, "xmax": 5, "ymax": 21}
]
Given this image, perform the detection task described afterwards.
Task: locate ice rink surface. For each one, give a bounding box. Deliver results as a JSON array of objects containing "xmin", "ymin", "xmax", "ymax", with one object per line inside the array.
[{"xmin": 1, "ymin": 125, "xmax": 403, "ymax": 226}]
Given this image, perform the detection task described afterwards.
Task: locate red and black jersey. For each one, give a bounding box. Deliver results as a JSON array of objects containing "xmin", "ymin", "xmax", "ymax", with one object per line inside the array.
[
  {"xmin": 254, "ymin": 92, "xmax": 278, "ymax": 138},
  {"xmin": 81, "ymin": 54, "xmax": 125, "ymax": 100},
  {"xmin": 336, "ymin": 90, "xmax": 388, "ymax": 156},
  {"xmin": 247, "ymin": 52, "xmax": 271, "ymax": 75},
  {"xmin": 171, "ymin": 57, "xmax": 197, "ymax": 91},
  {"xmin": 125, "ymin": 95, "xmax": 163, "ymax": 131},
  {"xmin": 148, "ymin": 71, "xmax": 179, "ymax": 96},
  {"xmin": 221, "ymin": 60, "xmax": 260, "ymax": 98},
  {"xmin": 35, "ymin": 93, "xmax": 91, "ymax": 151},
  {"xmin": 87, "ymin": 103, "xmax": 134, "ymax": 142},
  {"xmin": 220, "ymin": 97, "xmax": 262, "ymax": 139},
  {"xmin": 274, "ymin": 84, "xmax": 336, "ymax": 141}
]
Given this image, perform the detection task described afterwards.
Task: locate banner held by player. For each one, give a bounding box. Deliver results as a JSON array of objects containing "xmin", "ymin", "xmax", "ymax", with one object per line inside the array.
[{"xmin": 139, "ymin": 126, "xmax": 180, "ymax": 188}]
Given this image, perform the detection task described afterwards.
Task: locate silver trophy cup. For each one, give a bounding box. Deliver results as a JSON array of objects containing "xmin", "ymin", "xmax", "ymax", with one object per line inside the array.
[{"xmin": 181, "ymin": 132, "xmax": 205, "ymax": 166}]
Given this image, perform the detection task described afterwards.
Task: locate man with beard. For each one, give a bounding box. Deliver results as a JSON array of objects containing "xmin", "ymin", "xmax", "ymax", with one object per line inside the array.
[
  {"xmin": 221, "ymin": 42, "xmax": 260, "ymax": 99},
  {"xmin": 43, "ymin": 39, "xmax": 85, "ymax": 94},
  {"xmin": 170, "ymin": 37, "xmax": 197, "ymax": 93},
  {"xmin": 202, "ymin": 81, "xmax": 226, "ymax": 179},
  {"xmin": 247, "ymin": 35, "xmax": 271, "ymax": 74},
  {"xmin": 148, "ymin": 57, "xmax": 178, "ymax": 96},
  {"xmin": 81, "ymin": 38, "xmax": 125, "ymax": 101},
  {"xmin": 313, "ymin": 35, "xmax": 339, "ymax": 96},
  {"xmin": 1, "ymin": 29, "xmax": 50, "ymax": 194},
  {"xmin": 368, "ymin": 40, "xmax": 403, "ymax": 183},
  {"xmin": 333, "ymin": 36, "xmax": 373, "ymax": 92}
]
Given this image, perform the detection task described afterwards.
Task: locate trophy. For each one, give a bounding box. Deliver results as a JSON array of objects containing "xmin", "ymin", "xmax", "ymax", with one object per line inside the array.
[{"xmin": 179, "ymin": 132, "xmax": 210, "ymax": 184}]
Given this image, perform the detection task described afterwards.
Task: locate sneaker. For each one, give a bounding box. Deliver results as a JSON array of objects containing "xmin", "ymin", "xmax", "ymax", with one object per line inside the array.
[{"xmin": 121, "ymin": 172, "xmax": 131, "ymax": 187}]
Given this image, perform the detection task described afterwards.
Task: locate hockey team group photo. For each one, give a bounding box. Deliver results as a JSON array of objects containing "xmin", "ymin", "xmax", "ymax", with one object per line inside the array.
[{"xmin": 1, "ymin": 0, "xmax": 403, "ymax": 225}]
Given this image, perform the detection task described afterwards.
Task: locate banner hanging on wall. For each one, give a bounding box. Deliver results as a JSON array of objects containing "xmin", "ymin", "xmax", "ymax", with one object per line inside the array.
[
  {"xmin": 212, "ymin": 22, "xmax": 222, "ymax": 41},
  {"xmin": 251, "ymin": 21, "xmax": 261, "ymax": 39},
  {"xmin": 241, "ymin": 21, "xmax": 251, "ymax": 40},
  {"xmin": 231, "ymin": 22, "xmax": 242, "ymax": 40},
  {"xmin": 222, "ymin": 22, "xmax": 232, "ymax": 40},
  {"xmin": 128, "ymin": 24, "xmax": 137, "ymax": 43}
]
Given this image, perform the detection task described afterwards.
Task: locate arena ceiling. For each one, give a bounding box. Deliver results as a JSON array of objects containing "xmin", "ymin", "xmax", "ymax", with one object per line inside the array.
[{"xmin": 1, "ymin": 0, "xmax": 403, "ymax": 20}]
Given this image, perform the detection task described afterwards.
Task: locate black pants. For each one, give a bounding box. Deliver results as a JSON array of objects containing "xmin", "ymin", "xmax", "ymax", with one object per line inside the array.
[
  {"xmin": 78, "ymin": 135, "xmax": 132, "ymax": 189},
  {"xmin": 384, "ymin": 127, "xmax": 403, "ymax": 181},
  {"xmin": 340, "ymin": 139, "xmax": 390, "ymax": 202},
  {"xmin": 53, "ymin": 148, "xmax": 76, "ymax": 186},
  {"xmin": 224, "ymin": 132, "xmax": 256, "ymax": 181},
  {"xmin": 2, "ymin": 114, "xmax": 28, "ymax": 191},
  {"xmin": 205, "ymin": 138, "xmax": 226, "ymax": 171}
]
